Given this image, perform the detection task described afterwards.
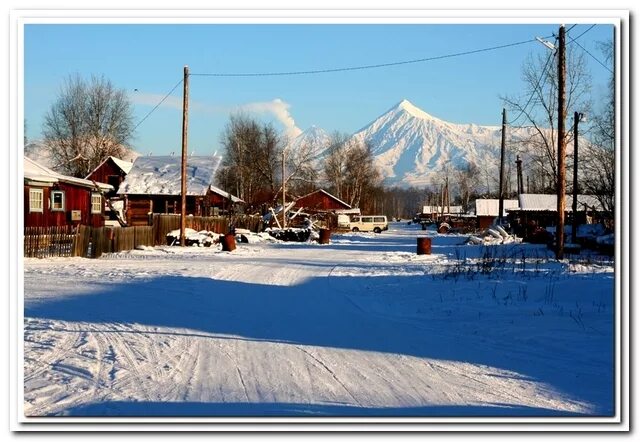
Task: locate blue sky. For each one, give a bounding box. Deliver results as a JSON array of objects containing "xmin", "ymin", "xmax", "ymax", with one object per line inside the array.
[{"xmin": 24, "ymin": 23, "xmax": 614, "ymax": 156}]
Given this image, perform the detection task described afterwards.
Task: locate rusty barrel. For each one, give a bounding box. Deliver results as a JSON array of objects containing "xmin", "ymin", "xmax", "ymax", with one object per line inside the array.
[
  {"xmin": 416, "ymin": 237, "xmax": 432, "ymax": 255},
  {"xmin": 318, "ymin": 228, "xmax": 331, "ymax": 244},
  {"xmin": 221, "ymin": 233, "xmax": 236, "ymax": 252}
]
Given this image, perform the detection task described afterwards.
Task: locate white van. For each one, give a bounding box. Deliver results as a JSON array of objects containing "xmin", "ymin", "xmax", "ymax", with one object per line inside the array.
[{"xmin": 350, "ymin": 215, "xmax": 388, "ymax": 233}]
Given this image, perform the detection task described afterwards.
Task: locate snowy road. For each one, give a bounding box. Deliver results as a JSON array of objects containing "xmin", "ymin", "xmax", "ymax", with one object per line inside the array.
[{"xmin": 22, "ymin": 223, "xmax": 615, "ymax": 417}]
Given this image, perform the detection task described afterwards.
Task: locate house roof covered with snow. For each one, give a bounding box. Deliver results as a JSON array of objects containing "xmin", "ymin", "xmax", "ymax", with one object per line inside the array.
[
  {"xmin": 475, "ymin": 199, "xmax": 519, "ymax": 217},
  {"xmin": 209, "ymin": 185, "xmax": 245, "ymax": 204},
  {"xmin": 24, "ymin": 156, "xmax": 113, "ymax": 191},
  {"xmin": 117, "ymin": 155, "xmax": 222, "ymax": 196},
  {"xmin": 517, "ymin": 194, "xmax": 603, "ymax": 212}
]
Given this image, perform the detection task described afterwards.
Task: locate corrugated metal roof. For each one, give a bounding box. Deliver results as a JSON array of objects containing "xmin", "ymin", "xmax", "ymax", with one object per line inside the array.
[
  {"xmin": 474, "ymin": 199, "xmax": 519, "ymax": 217},
  {"xmin": 518, "ymin": 193, "xmax": 603, "ymax": 212},
  {"xmin": 117, "ymin": 155, "xmax": 222, "ymax": 196}
]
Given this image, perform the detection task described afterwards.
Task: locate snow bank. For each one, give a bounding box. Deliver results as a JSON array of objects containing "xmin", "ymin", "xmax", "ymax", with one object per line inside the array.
[{"xmin": 166, "ymin": 228, "xmax": 221, "ymax": 246}]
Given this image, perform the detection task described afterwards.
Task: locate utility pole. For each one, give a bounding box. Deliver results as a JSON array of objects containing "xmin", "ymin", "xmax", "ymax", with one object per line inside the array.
[
  {"xmin": 180, "ymin": 65, "xmax": 189, "ymax": 247},
  {"xmin": 516, "ymin": 155, "xmax": 524, "ymax": 196},
  {"xmin": 571, "ymin": 111, "xmax": 582, "ymax": 244},
  {"xmin": 498, "ymin": 108, "xmax": 507, "ymax": 225},
  {"xmin": 556, "ymin": 25, "xmax": 567, "ymax": 259},
  {"xmin": 282, "ymin": 147, "xmax": 287, "ymax": 228}
]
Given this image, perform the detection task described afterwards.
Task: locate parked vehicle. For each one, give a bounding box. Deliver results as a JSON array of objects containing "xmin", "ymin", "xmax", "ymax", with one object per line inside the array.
[{"xmin": 350, "ymin": 215, "xmax": 388, "ymax": 233}]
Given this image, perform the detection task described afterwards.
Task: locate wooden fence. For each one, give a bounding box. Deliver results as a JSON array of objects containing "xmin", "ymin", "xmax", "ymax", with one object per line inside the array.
[
  {"xmin": 24, "ymin": 226, "xmax": 76, "ymax": 258},
  {"xmin": 25, "ymin": 225, "xmax": 155, "ymax": 259},
  {"xmin": 23, "ymin": 214, "xmax": 263, "ymax": 259}
]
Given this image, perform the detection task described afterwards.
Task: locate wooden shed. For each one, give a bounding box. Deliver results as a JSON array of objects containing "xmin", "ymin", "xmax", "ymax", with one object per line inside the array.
[
  {"xmin": 507, "ymin": 193, "xmax": 605, "ymax": 238},
  {"xmin": 292, "ymin": 189, "xmax": 352, "ymax": 213},
  {"xmin": 85, "ymin": 156, "xmax": 134, "ymax": 197},
  {"xmin": 24, "ymin": 156, "xmax": 113, "ymax": 228},
  {"xmin": 117, "ymin": 155, "xmax": 223, "ymax": 226},
  {"xmin": 208, "ymin": 185, "xmax": 245, "ymax": 216},
  {"xmin": 474, "ymin": 199, "xmax": 519, "ymax": 230}
]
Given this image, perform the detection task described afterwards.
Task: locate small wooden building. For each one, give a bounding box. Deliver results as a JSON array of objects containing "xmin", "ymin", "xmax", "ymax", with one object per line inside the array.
[
  {"xmin": 507, "ymin": 193, "xmax": 604, "ymax": 238},
  {"xmin": 208, "ymin": 185, "xmax": 245, "ymax": 216},
  {"xmin": 292, "ymin": 189, "xmax": 352, "ymax": 213},
  {"xmin": 117, "ymin": 155, "xmax": 224, "ymax": 226},
  {"xmin": 85, "ymin": 156, "xmax": 134, "ymax": 197},
  {"xmin": 474, "ymin": 199, "xmax": 519, "ymax": 230},
  {"xmin": 24, "ymin": 156, "xmax": 113, "ymax": 228}
]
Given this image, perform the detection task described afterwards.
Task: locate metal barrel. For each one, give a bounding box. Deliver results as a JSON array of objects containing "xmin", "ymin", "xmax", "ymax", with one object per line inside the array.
[
  {"xmin": 318, "ymin": 228, "xmax": 331, "ymax": 244},
  {"xmin": 416, "ymin": 237, "xmax": 432, "ymax": 255},
  {"xmin": 221, "ymin": 233, "xmax": 236, "ymax": 252}
]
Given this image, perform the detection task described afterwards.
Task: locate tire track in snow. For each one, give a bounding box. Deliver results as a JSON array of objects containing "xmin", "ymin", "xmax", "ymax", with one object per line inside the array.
[
  {"xmin": 23, "ymin": 322, "xmax": 85, "ymax": 384},
  {"xmin": 295, "ymin": 346, "xmax": 362, "ymax": 407}
]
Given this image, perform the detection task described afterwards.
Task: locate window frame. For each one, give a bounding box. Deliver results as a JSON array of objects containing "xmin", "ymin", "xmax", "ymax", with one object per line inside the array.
[
  {"xmin": 50, "ymin": 190, "xmax": 65, "ymax": 212},
  {"xmin": 29, "ymin": 188, "xmax": 44, "ymax": 213},
  {"xmin": 90, "ymin": 193, "xmax": 102, "ymax": 214}
]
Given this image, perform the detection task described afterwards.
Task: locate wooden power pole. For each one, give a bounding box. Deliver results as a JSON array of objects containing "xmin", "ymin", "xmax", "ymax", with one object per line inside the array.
[
  {"xmin": 180, "ymin": 65, "xmax": 189, "ymax": 246},
  {"xmin": 571, "ymin": 111, "xmax": 581, "ymax": 244},
  {"xmin": 498, "ymin": 108, "xmax": 507, "ymax": 225},
  {"xmin": 516, "ymin": 155, "xmax": 524, "ymax": 196},
  {"xmin": 556, "ymin": 25, "xmax": 567, "ymax": 259}
]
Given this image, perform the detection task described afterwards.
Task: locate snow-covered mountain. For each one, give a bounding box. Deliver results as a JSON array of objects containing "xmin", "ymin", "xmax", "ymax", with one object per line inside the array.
[
  {"xmin": 353, "ymin": 99, "xmax": 535, "ymax": 187},
  {"xmin": 289, "ymin": 125, "xmax": 331, "ymax": 159},
  {"xmin": 291, "ymin": 100, "xmax": 538, "ymax": 188}
]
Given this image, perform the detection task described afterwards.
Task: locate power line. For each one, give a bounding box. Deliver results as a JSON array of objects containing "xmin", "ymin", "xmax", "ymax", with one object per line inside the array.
[
  {"xmin": 132, "ymin": 79, "xmax": 184, "ymax": 131},
  {"xmin": 569, "ymin": 24, "xmax": 596, "ymax": 41},
  {"xmin": 568, "ymin": 33, "xmax": 613, "ymax": 74},
  {"xmin": 507, "ymin": 40, "xmax": 557, "ymax": 126},
  {"xmin": 191, "ymin": 37, "xmax": 546, "ymax": 78}
]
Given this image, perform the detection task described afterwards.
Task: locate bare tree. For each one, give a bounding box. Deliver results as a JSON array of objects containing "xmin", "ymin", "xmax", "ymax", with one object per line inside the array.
[
  {"xmin": 43, "ymin": 74, "xmax": 133, "ymax": 177},
  {"xmin": 218, "ymin": 114, "xmax": 291, "ymax": 208},
  {"xmin": 283, "ymin": 137, "xmax": 323, "ymax": 197},
  {"xmin": 502, "ymin": 46, "xmax": 591, "ymax": 190},
  {"xmin": 323, "ymin": 133, "xmax": 381, "ymax": 209},
  {"xmin": 323, "ymin": 132, "xmax": 350, "ymax": 199},
  {"xmin": 582, "ymin": 41, "xmax": 615, "ymax": 216},
  {"xmin": 455, "ymin": 161, "xmax": 481, "ymax": 212}
]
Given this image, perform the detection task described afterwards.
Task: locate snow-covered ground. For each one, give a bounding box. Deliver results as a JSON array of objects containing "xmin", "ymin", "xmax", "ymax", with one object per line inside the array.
[{"xmin": 22, "ymin": 222, "xmax": 615, "ymax": 418}]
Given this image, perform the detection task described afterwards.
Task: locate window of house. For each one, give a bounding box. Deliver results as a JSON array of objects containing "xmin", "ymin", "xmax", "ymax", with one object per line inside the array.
[
  {"xmin": 29, "ymin": 188, "xmax": 43, "ymax": 213},
  {"xmin": 91, "ymin": 193, "xmax": 102, "ymax": 214},
  {"xmin": 51, "ymin": 190, "xmax": 65, "ymax": 211}
]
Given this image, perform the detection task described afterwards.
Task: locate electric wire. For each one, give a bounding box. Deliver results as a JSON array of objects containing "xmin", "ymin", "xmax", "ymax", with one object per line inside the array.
[
  {"xmin": 507, "ymin": 39, "xmax": 557, "ymax": 126},
  {"xmin": 568, "ymin": 34, "xmax": 613, "ymax": 74},
  {"xmin": 568, "ymin": 24, "xmax": 596, "ymax": 42},
  {"xmin": 132, "ymin": 79, "xmax": 183, "ymax": 131},
  {"xmin": 190, "ymin": 37, "xmax": 546, "ymax": 78}
]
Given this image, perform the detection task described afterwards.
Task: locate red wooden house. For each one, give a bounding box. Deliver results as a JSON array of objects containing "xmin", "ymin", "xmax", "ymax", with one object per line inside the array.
[
  {"xmin": 85, "ymin": 156, "xmax": 134, "ymax": 197},
  {"xmin": 292, "ymin": 189, "xmax": 353, "ymax": 213},
  {"xmin": 24, "ymin": 156, "xmax": 113, "ymax": 228},
  {"xmin": 117, "ymin": 155, "xmax": 225, "ymax": 226}
]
